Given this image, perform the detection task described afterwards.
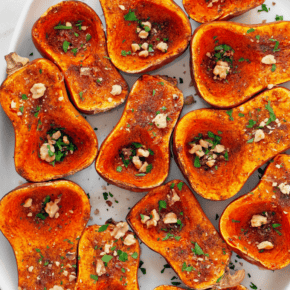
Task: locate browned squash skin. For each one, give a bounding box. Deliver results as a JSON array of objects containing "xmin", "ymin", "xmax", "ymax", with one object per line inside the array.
[
  {"xmin": 173, "ymin": 87, "xmax": 290, "ymax": 201},
  {"xmin": 220, "ymin": 154, "xmax": 290, "ymax": 270},
  {"xmin": 0, "ymin": 58, "xmax": 98, "ymax": 182},
  {"xmin": 183, "ymin": 0, "xmax": 264, "ymax": 23},
  {"xmin": 0, "ymin": 180, "xmax": 90, "ymax": 290},
  {"xmin": 75, "ymin": 224, "xmax": 140, "ymax": 290},
  {"xmin": 32, "ymin": 1, "xmax": 129, "ymax": 114},
  {"xmin": 127, "ymin": 180, "xmax": 231, "ymax": 289},
  {"xmin": 154, "ymin": 285, "xmax": 248, "ymax": 290},
  {"xmin": 99, "ymin": 0, "xmax": 192, "ymax": 73},
  {"xmin": 95, "ymin": 75, "xmax": 183, "ymax": 192},
  {"xmin": 191, "ymin": 21, "xmax": 290, "ymax": 108}
]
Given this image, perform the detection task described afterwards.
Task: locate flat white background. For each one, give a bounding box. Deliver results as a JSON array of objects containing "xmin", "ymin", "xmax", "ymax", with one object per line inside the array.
[{"xmin": 0, "ymin": 0, "xmax": 290, "ymax": 289}]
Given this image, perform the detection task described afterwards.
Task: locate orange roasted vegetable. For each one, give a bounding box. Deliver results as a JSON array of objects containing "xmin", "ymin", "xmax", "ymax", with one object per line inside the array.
[
  {"xmin": 191, "ymin": 21, "xmax": 290, "ymax": 108},
  {"xmin": 220, "ymin": 154, "xmax": 290, "ymax": 270},
  {"xmin": 75, "ymin": 223, "xmax": 140, "ymax": 290},
  {"xmin": 99, "ymin": 0, "xmax": 192, "ymax": 73},
  {"xmin": 126, "ymin": 180, "xmax": 242, "ymax": 289},
  {"xmin": 173, "ymin": 87, "xmax": 290, "ymax": 200},
  {"xmin": 96, "ymin": 75, "xmax": 183, "ymax": 192},
  {"xmin": 32, "ymin": 1, "xmax": 129, "ymax": 114},
  {"xmin": 0, "ymin": 57, "xmax": 98, "ymax": 182},
  {"xmin": 0, "ymin": 180, "xmax": 90, "ymax": 290},
  {"xmin": 154, "ymin": 285, "xmax": 248, "ymax": 290},
  {"xmin": 183, "ymin": 0, "xmax": 264, "ymax": 23}
]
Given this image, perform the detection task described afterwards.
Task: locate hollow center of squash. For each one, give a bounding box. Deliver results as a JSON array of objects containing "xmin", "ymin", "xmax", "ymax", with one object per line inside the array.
[
  {"xmin": 188, "ymin": 131, "xmax": 229, "ymax": 171},
  {"xmin": 39, "ymin": 127, "xmax": 77, "ymax": 166},
  {"xmin": 116, "ymin": 142, "xmax": 154, "ymax": 176}
]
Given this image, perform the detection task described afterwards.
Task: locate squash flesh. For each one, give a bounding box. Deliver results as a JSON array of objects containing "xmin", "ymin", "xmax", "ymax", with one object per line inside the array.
[
  {"xmin": 191, "ymin": 21, "xmax": 290, "ymax": 108},
  {"xmin": 0, "ymin": 180, "xmax": 90, "ymax": 290},
  {"xmin": 183, "ymin": 0, "xmax": 264, "ymax": 23},
  {"xmin": 100, "ymin": 0, "xmax": 192, "ymax": 73},
  {"xmin": 32, "ymin": 1, "xmax": 129, "ymax": 114},
  {"xmin": 96, "ymin": 75, "xmax": 183, "ymax": 192},
  {"xmin": 76, "ymin": 224, "xmax": 140, "ymax": 290},
  {"xmin": 127, "ymin": 180, "xmax": 231, "ymax": 289},
  {"xmin": 173, "ymin": 87, "xmax": 290, "ymax": 200},
  {"xmin": 220, "ymin": 154, "xmax": 290, "ymax": 270},
  {"xmin": 0, "ymin": 58, "xmax": 98, "ymax": 182}
]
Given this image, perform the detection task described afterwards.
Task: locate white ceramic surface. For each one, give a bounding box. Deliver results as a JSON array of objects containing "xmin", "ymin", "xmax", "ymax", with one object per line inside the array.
[{"xmin": 0, "ymin": 0, "xmax": 290, "ymax": 289}]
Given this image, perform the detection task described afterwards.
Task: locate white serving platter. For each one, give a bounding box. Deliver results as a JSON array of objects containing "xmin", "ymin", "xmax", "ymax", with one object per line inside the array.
[{"xmin": 0, "ymin": 0, "xmax": 290, "ymax": 289}]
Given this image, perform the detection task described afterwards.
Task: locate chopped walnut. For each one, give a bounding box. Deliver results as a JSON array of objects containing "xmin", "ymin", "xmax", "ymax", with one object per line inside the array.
[
  {"xmin": 23, "ymin": 198, "xmax": 33, "ymax": 208},
  {"xmin": 96, "ymin": 259, "xmax": 106, "ymax": 276},
  {"xmin": 139, "ymin": 50, "xmax": 149, "ymax": 57},
  {"xmin": 141, "ymin": 43, "xmax": 148, "ymax": 50},
  {"xmin": 213, "ymin": 61, "xmax": 230, "ymax": 79},
  {"xmin": 152, "ymin": 113, "xmax": 167, "ymax": 128},
  {"xmin": 138, "ymin": 30, "xmax": 149, "ymax": 39},
  {"xmin": 63, "ymin": 136, "xmax": 69, "ymax": 145},
  {"xmin": 212, "ymin": 144, "xmax": 225, "ymax": 153},
  {"xmin": 52, "ymin": 131, "xmax": 61, "ymax": 140},
  {"xmin": 139, "ymin": 161, "xmax": 149, "ymax": 173},
  {"xmin": 124, "ymin": 234, "xmax": 136, "ymax": 246},
  {"xmin": 40, "ymin": 143, "xmax": 55, "ymax": 163},
  {"xmin": 131, "ymin": 43, "xmax": 140, "ymax": 52},
  {"xmin": 199, "ymin": 139, "xmax": 210, "ymax": 148},
  {"xmin": 137, "ymin": 148, "xmax": 150, "ymax": 158},
  {"xmin": 30, "ymin": 83, "xmax": 46, "ymax": 99},
  {"xmin": 11, "ymin": 100, "xmax": 17, "ymax": 110},
  {"xmin": 257, "ymin": 241, "xmax": 274, "ymax": 250},
  {"xmin": 151, "ymin": 209, "xmax": 160, "ymax": 221},
  {"xmin": 163, "ymin": 212, "xmax": 177, "ymax": 224},
  {"xmin": 278, "ymin": 182, "xmax": 290, "ymax": 195},
  {"xmin": 251, "ymin": 215, "xmax": 268, "ymax": 227},
  {"xmin": 261, "ymin": 55, "xmax": 276, "ymax": 65},
  {"xmin": 49, "ymin": 286, "xmax": 64, "ymax": 290},
  {"xmin": 45, "ymin": 198, "xmax": 61, "ymax": 218},
  {"xmin": 146, "ymin": 219, "xmax": 157, "ymax": 228},
  {"xmin": 119, "ymin": 5, "xmax": 125, "ymax": 10},
  {"xmin": 167, "ymin": 189, "xmax": 180, "ymax": 206},
  {"xmin": 141, "ymin": 215, "xmax": 150, "ymax": 224},
  {"xmin": 110, "ymin": 85, "xmax": 122, "ymax": 96},
  {"xmin": 141, "ymin": 21, "xmax": 151, "ymax": 31},
  {"xmin": 156, "ymin": 42, "xmax": 168, "ymax": 52},
  {"xmin": 132, "ymin": 156, "xmax": 142, "ymax": 170},
  {"xmin": 110, "ymin": 222, "xmax": 129, "ymax": 239},
  {"xmin": 189, "ymin": 144, "xmax": 203, "ymax": 155},
  {"xmin": 254, "ymin": 129, "xmax": 265, "ymax": 142},
  {"xmin": 206, "ymin": 160, "xmax": 216, "ymax": 167}
]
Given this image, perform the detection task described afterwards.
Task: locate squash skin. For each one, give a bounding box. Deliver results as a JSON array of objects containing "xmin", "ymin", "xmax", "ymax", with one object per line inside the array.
[
  {"xmin": 75, "ymin": 224, "xmax": 140, "ymax": 290},
  {"xmin": 0, "ymin": 180, "xmax": 90, "ymax": 290},
  {"xmin": 173, "ymin": 87, "xmax": 290, "ymax": 200},
  {"xmin": 0, "ymin": 58, "xmax": 98, "ymax": 182},
  {"xmin": 154, "ymin": 285, "xmax": 248, "ymax": 290},
  {"xmin": 183, "ymin": 0, "xmax": 264, "ymax": 23},
  {"xmin": 32, "ymin": 1, "xmax": 129, "ymax": 114},
  {"xmin": 191, "ymin": 21, "xmax": 290, "ymax": 108},
  {"xmin": 99, "ymin": 0, "xmax": 192, "ymax": 73},
  {"xmin": 220, "ymin": 154, "xmax": 290, "ymax": 270},
  {"xmin": 126, "ymin": 180, "xmax": 231, "ymax": 289},
  {"xmin": 96, "ymin": 75, "xmax": 184, "ymax": 192}
]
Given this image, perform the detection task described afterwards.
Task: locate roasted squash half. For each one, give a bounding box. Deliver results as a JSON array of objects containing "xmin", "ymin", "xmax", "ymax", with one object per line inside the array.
[
  {"xmin": 75, "ymin": 223, "xmax": 140, "ymax": 290},
  {"xmin": 0, "ymin": 57, "xmax": 98, "ymax": 182},
  {"xmin": 183, "ymin": 0, "xmax": 264, "ymax": 23},
  {"xmin": 32, "ymin": 1, "xmax": 129, "ymax": 114},
  {"xmin": 96, "ymin": 75, "xmax": 183, "ymax": 192},
  {"xmin": 154, "ymin": 285, "xmax": 248, "ymax": 290},
  {"xmin": 99, "ymin": 0, "xmax": 192, "ymax": 73},
  {"xmin": 191, "ymin": 21, "xmax": 290, "ymax": 108},
  {"xmin": 173, "ymin": 87, "xmax": 290, "ymax": 200},
  {"xmin": 220, "ymin": 154, "xmax": 290, "ymax": 270},
  {"xmin": 126, "ymin": 180, "xmax": 242, "ymax": 290},
  {"xmin": 0, "ymin": 180, "xmax": 90, "ymax": 290}
]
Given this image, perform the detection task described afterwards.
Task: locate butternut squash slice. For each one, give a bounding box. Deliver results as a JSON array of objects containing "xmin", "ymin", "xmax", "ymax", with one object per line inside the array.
[
  {"xmin": 32, "ymin": 1, "xmax": 129, "ymax": 114},
  {"xmin": 96, "ymin": 75, "xmax": 183, "ymax": 192},
  {"xmin": 75, "ymin": 223, "xmax": 140, "ymax": 290},
  {"xmin": 99, "ymin": 0, "xmax": 192, "ymax": 73},
  {"xmin": 0, "ymin": 57, "xmax": 98, "ymax": 182},
  {"xmin": 220, "ymin": 154, "xmax": 290, "ymax": 270},
  {"xmin": 0, "ymin": 180, "xmax": 90, "ymax": 290},
  {"xmin": 173, "ymin": 87, "xmax": 290, "ymax": 200},
  {"xmin": 126, "ymin": 180, "xmax": 241, "ymax": 290},
  {"xmin": 154, "ymin": 285, "xmax": 248, "ymax": 290},
  {"xmin": 191, "ymin": 21, "xmax": 290, "ymax": 108},
  {"xmin": 183, "ymin": 0, "xmax": 264, "ymax": 23}
]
